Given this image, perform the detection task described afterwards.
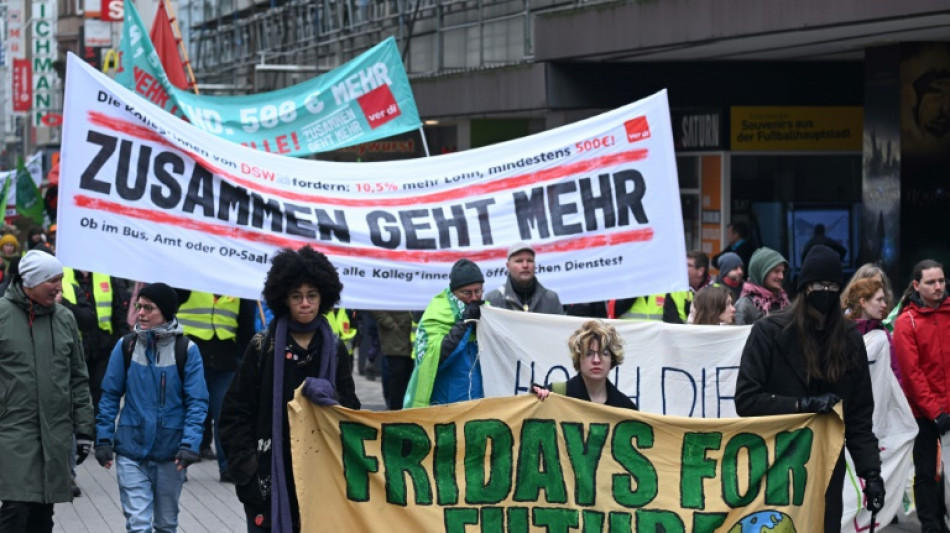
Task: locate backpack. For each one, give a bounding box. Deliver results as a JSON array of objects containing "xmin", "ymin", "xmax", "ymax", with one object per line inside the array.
[{"xmin": 121, "ymin": 332, "xmax": 190, "ymax": 384}]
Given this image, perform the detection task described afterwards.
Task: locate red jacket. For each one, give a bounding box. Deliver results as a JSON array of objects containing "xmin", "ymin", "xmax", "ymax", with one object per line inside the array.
[{"xmin": 894, "ymin": 295, "xmax": 950, "ymax": 419}]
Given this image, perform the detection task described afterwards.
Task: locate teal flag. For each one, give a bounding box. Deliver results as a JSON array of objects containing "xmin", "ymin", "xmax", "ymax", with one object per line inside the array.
[
  {"xmin": 15, "ymin": 157, "xmax": 43, "ymax": 225},
  {"xmin": 0, "ymin": 173, "xmax": 12, "ymax": 221},
  {"xmin": 117, "ymin": 0, "xmax": 422, "ymax": 156}
]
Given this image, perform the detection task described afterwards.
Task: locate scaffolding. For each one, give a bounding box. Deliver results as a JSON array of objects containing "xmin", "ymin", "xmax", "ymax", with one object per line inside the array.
[{"xmin": 186, "ymin": 0, "xmax": 613, "ymax": 93}]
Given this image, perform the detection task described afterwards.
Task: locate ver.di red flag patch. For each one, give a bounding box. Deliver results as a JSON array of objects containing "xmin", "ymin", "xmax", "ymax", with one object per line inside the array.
[
  {"xmin": 624, "ymin": 115, "xmax": 652, "ymax": 143},
  {"xmin": 357, "ymin": 84, "xmax": 402, "ymax": 129}
]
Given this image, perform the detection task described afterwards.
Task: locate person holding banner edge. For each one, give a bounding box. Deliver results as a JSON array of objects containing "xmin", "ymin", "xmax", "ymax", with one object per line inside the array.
[
  {"xmin": 403, "ymin": 258, "xmax": 485, "ymax": 408},
  {"xmin": 219, "ymin": 246, "xmax": 359, "ymax": 533},
  {"xmin": 532, "ymin": 320, "xmax": 638, "ymax": 410},
  {"xmin": 735, "ymin": 245, "xmax": 884, "ymax": 532}
]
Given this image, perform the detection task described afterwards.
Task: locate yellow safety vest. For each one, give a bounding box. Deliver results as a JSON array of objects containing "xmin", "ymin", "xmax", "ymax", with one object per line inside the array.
[
  {"xmin": 669, "ymin": 291, "xmax": 692, "ymax": 323},
  {"xmin": 62, "ymin": 268, "xmax": 114, "ymax": 333},
  {"xmin": 324, "ymin": 308, "xmax": 356, "ymax": 342},
  {"xmin": 618, "ymin": 292, "xmax": 692, "ymax": 322},
  {"xmin": 178, "ymin": 291, "xmax": 239, "ymax": 341}
]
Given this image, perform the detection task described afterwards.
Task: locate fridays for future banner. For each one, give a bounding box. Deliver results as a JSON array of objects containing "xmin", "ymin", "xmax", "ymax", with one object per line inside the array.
[
  {"xmin": 289, "ymin": 390, "xmax": 843, "ymax": 532},
  {"xmin": 476, "ymin": 307, "xmax": 918, "ymax": 530},
  {"xmin": 58, "ymin": 53, "xmax": 688, "ymax": 308},
  {"xmin": 117, "ymin": 0, "xmax": 421, "ymax": 156}
]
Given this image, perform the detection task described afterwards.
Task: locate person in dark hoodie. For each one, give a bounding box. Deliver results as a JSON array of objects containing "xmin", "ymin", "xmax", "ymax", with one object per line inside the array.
[
  {"xmin": 735, "ymin": 245, "xmax": 884, "ymax": 532},
  {"xmin": 893, "ymin": 259, "xmax": 950, "ymax": 533},
  {"xmin": 486, "ymin": 242, "xmax": 562, "ymax": 314}
]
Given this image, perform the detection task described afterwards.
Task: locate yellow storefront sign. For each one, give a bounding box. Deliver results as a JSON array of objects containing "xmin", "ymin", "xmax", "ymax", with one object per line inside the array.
[
  {"xmin": 731, "ymin": 107, "xmax": 863, "ymax": 151},
  {"xmin": 290, "ymin": 391, "xmax": 844, "ymax": 532}
]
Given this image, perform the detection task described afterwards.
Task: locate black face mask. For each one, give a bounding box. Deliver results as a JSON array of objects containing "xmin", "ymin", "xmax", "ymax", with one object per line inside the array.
[{"xmin": 806, "ymin": 291, "xmax": 840, "ymax": 315}]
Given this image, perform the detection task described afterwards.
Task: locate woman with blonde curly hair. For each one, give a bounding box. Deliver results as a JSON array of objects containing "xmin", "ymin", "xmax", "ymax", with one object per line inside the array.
[{"xmin": 532, "ymin": 320, "xmax": 637, "ymax": 409}]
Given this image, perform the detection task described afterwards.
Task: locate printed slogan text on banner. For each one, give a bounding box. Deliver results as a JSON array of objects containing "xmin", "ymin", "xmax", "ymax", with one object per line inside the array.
[{"xmin": 57, "ymin": 54, "xmax": 687, "ymax": 308}]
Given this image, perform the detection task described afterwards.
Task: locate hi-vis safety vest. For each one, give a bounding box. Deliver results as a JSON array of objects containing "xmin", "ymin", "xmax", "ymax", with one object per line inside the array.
[
  {"xmin": 611, "ymin": 292, "xmax": 692, "ymax": 322},
  {"xmin": 178, "ymin": 291, "xmax": 239, "ymax": 341},
  {"xmin": 325, "ymin": 308, "xmax": 356, "ymax": 342},
  {"xmin": 62, "ymin": 268, "xmax": 114, "ymax": 333}
]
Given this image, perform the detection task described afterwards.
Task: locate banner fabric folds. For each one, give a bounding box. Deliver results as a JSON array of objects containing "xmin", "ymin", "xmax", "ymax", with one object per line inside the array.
[
  {"xmin": 58, "ymin": 54, "xmax": 687, "ymax": 307},
  {"xmin": 289, "ymin": 390, "xmax": 844, "ymax": 532},
  {"xmin": 117, "ymin": 0, "xmax": 421, "ymax": 156},
  {"xmin": 476, "ymin": 307, "xmax": 918, "ymax": 530}
]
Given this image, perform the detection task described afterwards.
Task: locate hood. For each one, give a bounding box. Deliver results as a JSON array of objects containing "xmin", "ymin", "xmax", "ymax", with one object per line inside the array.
[
  {"xmin": 3, "ymin": 281, "xmax": 56, "ymax": 316},
  {"xmin": 133, "ymin": 317, "xmax": 185, "ymax": 342}
]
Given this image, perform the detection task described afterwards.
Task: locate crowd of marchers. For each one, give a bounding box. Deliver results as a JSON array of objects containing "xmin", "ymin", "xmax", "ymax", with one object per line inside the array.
[{"xmin": 0, "ymin": 220, "xmax": 945, "ymax": 533}]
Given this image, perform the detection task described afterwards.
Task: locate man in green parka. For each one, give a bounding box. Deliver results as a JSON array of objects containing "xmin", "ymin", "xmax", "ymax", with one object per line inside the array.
[{"xmin": 0, "ymin": 250, "xmax": 94, "ymax": 532}]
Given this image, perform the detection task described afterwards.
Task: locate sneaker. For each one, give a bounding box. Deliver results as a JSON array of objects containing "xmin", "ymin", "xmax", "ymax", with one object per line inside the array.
[
  {"xmin": 200, "ymin": 447, "xmax": 217, "ymax": 460},
  {"xmin": 220, "ymin": 471, "xmax": 234, "ymax": 483},
  {"xmin": 71, "ymin": 479, "xmax": 81, "ymax": 497}
]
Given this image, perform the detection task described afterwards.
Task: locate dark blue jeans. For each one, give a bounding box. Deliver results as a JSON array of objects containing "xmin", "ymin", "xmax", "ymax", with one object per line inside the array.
[{"xmin": 206, "ymin": 368, "xmax": 236, "ymax": 475}]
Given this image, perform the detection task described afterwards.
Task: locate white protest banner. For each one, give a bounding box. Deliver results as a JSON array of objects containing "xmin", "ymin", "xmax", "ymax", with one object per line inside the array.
[
  {"xmin": 477, "ymin": 307, "xmax": 917, "ymax": 529},
  {"xmin": 478, "ymin": 307, "xmax": 749, "ymax": 417},
  {"xmin": 843, "ymin": 329, "xmax": 917, "ymax": 532},
  {"xmin": 58, "ymin": 53, "xmax": 687, "ymax": 308}
]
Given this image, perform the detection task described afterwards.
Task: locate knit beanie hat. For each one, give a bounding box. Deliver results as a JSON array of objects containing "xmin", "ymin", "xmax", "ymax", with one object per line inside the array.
[
  {"xmin": 797, "ymin": 245, "xmax": 843, "ymax": 291},
  {"xmin": 138, "ymin": 283, "xmax": 180, "ymax": 322},
  {"xmin": 0, "ymin": 234, "xmax": 19, "ymax": 253},
  {"xmin": 18, "ymin": 249, "xmax": 63, "ymax": 288},
  {"xmin": 747, "ymin": 247, "xmax": 788, "ymax": 287},
  {"xmin": 717, "ymin": 252, "xmax": 743, "ymax": 278},
  {"xmin": 449, "ymin": 258, "xmax": 484, "ymax": 290}
]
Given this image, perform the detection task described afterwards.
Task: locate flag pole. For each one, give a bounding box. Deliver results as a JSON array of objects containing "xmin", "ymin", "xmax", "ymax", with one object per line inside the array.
[
  {"xmin": 161, "ymin": 0, "xmax": 200, "ymax": 94},
  {"xmin": 418, "ymin": 126, "xmax": 430, "ymax": 157}
]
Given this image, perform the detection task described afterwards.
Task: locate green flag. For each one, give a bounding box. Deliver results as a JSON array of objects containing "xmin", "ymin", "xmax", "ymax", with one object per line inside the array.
[
  {"xmin": 15, "ymin": 157, "xmax": 43, "ymax": 225},
  {"xmin": 0, "ymin": 172, "xmax": 12, "ymax": 222}
]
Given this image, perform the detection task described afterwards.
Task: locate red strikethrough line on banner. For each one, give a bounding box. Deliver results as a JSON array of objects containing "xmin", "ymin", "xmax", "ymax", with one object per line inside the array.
[
  {"xmin": 73, "ymin": 194, "xmax": 654, "ymax": 263},
  {"xmin": 85, "ymin": 111, "xmax": 649, "ymax": 208}
]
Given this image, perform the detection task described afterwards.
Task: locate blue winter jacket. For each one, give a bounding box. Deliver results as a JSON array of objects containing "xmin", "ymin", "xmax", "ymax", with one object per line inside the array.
[
  {"xmin": 430, "ymin": 324, "xmax": 483, "ymax": 405},
  {"xmin": 96, "ymin": 320, "xmax": 209, "ymax": 461}
]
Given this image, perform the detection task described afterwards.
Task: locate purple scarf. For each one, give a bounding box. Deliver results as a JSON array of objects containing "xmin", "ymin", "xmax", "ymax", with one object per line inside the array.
[
  {"xmin": 271, "ymin": 315, "xmax": 336, "ymax": 533},
  {"xmin": 740, "ymin": 282, "xmax": 789, "ymax": 316}
]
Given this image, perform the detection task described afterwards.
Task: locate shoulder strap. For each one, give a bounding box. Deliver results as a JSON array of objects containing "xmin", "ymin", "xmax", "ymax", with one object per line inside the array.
[
  {"xmin": 121, "ymin": 332, "xmax": 136, "ymax": 373},
  {"xmin": 551, "ymin": 381, "xmax": 567, "ymax": 395},
  {"xmin": 123, "ymin": 332, "xmax": 189, "ymax": 385}
]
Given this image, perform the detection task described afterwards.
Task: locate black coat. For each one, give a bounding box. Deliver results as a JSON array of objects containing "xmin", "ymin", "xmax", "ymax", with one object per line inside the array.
[
  {"xmin": 564, "ymin": 374, "xmax": 638, "ymax": 410},
  {"xmin": 734, "ymin": 310, "xmax": 880, "ymax": 477},
  {"xmin": 219, "ymin": 325, "xmax": 359, "ymax": 527}
]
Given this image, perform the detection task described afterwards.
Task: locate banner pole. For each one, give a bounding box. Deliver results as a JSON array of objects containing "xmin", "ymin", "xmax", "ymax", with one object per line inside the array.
[
  {"xmin": 418, "ymin": 126, "xmax": 430, "ymax": 157},
  {"xmin": 162, "ymin": 0, "xmax": 201, "ymax": 95}
]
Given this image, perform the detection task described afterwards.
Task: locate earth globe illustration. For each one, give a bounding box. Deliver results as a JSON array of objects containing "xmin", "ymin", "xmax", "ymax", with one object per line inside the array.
[{"xmin": 726, "ymin": 510, "xmax": 796, "ymax": 533}]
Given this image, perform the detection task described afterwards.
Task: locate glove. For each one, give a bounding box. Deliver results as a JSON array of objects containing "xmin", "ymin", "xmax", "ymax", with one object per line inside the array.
[
  {"xmin": 797, "ymin": 393, "xmax": 841, "ymax": 414},
  {"xmin": 462, "ymin": 301, "xmax": 482, "ymax": 320},
  {"xmin": 935, "ymin": 413, "xmax": 950, "ymax": 435},
  {"xmin": 76, "ymin": 436, "xmax": 93, "ymax": 465},
  {"xmin": 863, "ymin": 472, "xmax": 885, "ymax": 513},
  {"xmin": 176, "ymin": 447, "xmax": 201, "ymax": 470},
  {"xmin": 95, "ymin": 444, "xmax": 114, "ymax": 467}
]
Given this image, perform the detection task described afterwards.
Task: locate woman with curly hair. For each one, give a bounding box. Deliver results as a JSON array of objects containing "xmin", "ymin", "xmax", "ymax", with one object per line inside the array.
[
  {"xmin": 532, "ymin": 320, "xmax": 637, "ymax": 410},
  {"xmin": 220, "ymin": 246, "xmax": 359, "ymax": 533}
]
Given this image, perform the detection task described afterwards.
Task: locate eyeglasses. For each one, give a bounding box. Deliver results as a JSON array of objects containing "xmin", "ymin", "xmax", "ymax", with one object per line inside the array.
[
  {"xmin": 455, "ymin": 288, "xmax": 483, "ymax": 299},
  {"xmin": 808, "ymin": 282, "xmax": 841, "ymax": 292},
  {"xmin": 134, "ymin": 303, "xmax": 157, "ymax": 313},
  {"xmin": 288, "ymin": 293, "xmax": 320, "ymax": 305},
  {"xmin": 585, "ymin": 350, "xmax": 612, "ymax": 359}
]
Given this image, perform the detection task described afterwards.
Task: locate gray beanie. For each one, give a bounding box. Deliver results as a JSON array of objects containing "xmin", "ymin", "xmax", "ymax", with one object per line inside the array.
[
  {"xmin": 449, "ymin": 258, "xmax": 484, "ymax": 290},
  {"xmin": 19, "ymin": 249, "xmax": 63, "ymax": 288},
  {"xmin": 717, "ymin": 252, "xmax": 744, "ymax": 278}
]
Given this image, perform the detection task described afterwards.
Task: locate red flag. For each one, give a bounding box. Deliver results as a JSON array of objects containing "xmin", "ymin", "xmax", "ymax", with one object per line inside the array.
[{"xmin": 149, "ymin": 1, "xmax": 189, "ymax": 90}]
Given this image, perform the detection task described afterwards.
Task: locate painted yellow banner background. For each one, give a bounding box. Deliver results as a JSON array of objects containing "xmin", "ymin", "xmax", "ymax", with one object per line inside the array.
[
  {"xmin": 289, "ymin": 392, "xmax": 844, "ymax": 532},
  {"xmin": 731, "ymin": 106, "xmax": 863, "ymax": 151}
]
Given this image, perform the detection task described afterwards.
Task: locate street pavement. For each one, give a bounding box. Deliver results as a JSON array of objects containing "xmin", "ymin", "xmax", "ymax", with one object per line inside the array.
[{"xmin": 52, "ymin": 360, "xmax": 920, "ymax": 531}]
